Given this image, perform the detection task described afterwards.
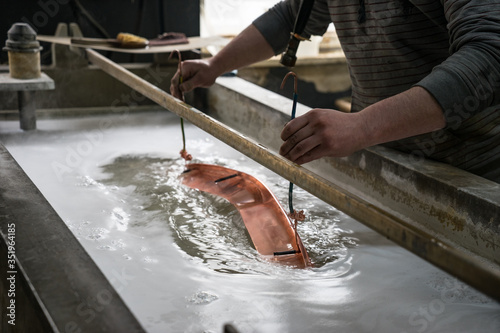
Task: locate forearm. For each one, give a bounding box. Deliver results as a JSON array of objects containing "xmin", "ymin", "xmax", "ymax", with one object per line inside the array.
[
  {"xmin": 208, "ymin": 24, "xmax": 274, "ymax": 76},
  {"xmin": 279, "ymin": 86, "xmax": 446, "ymax": 164},
  {"xmin": 358, "ymin": 86, "xmax": 446, "ymax": 148}
]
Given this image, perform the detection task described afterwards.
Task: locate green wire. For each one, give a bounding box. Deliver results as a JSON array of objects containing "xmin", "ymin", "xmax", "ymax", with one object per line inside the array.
[
  {"xmin": 179, "ymin": 75, "xmax": 187, "ymax": 152},
  {"xmin": 181, "ymin": 118, "xmax": 186, "ymax": 151},
  {"xmin": 288, "ymin": 92, "xmax": 298, "ymax": 214}
]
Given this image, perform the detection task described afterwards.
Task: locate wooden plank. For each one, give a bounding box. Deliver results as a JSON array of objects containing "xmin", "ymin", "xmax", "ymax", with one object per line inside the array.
[
  {"xmin": 37, "ymin": 35, "xmax": 228, "ymax": 54},
  {"xmin": 85, "ymin": 48, "xmax": 500, "ymax": 302}
]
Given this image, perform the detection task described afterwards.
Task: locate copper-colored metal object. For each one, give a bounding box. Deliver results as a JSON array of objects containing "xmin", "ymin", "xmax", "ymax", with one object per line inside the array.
[{"xmin": 181, "ymin": 163, "xmax": 312, "ymax": 268}]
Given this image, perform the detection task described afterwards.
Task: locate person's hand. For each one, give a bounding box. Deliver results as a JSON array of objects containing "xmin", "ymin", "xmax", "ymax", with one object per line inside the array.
[
  {"xmin": 280, "ymin": 87, "xmax": 446, "ymax": 165},
  {"xmin": 170, "ymin": 59, "xmax": 218, "ymax": 99},
  {"xmin": 279, "ymin": 109, "xmax": 367, "ymax": 164}
]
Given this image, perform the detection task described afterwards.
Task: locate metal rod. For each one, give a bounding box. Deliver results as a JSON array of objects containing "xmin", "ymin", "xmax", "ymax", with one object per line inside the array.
[
  {"xmin": 280, "ymin": 0, "xmax": 315, "ymax": 67},
  {"xmin": 18, "ymin": 90, "xmax": 37, "ymax": 130},
  {"xmin": 85, "ymin": 48, "xmax": 500, "ymax": 301}
]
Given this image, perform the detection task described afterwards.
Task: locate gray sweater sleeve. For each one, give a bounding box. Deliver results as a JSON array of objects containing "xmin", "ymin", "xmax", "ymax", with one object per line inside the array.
[
  {"xmin": 252, "ymin": 0, "xmax": 331, "ymax": 55},
  {"xmin": 416, "ymin": 0, "xmax": 500, "ymax": 126}
]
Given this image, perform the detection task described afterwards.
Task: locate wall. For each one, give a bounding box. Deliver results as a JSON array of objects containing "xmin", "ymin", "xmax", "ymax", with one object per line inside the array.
[{"xmin": 1, "ymin": 0, "xmax": 200, "ymax": 64}]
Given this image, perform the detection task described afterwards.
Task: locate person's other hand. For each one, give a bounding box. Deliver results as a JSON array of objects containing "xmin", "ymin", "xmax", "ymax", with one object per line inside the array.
[
  {"xmin": 170, "ymin": 59, "xmax": 218, "ymax": 99},
  {"xmin": 279, "ymin": 109, "xmax": 367, "ymax": 164}
]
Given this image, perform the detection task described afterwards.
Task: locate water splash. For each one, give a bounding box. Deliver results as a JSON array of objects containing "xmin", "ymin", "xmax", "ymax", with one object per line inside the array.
[
  {"xmin": 98, "ymin": 155, "xmax": 358, "ymax": 277},
  {"xmin": 188, "ymin": 291, "xmax": 219, "ymax": 305}
]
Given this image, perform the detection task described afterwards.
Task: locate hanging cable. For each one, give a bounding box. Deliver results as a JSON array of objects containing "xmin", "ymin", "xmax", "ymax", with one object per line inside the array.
[
  {"xmin": 280, "ymin": 71, "xmax": 306, "ymax": 248},
  {"xmin": 158, "ymin": 0, "xmax": 166, "ymax": 33},
  {"xmin": 280, "ymin": 0, "xmax": 315, "ymax": 67},
  {"xmin": 169, "ymin": 50, "xmax": 192, "ymax": 162},
  {"xmin": 72, "ymin": 0, "xmax": 112, "ymax": 38},
  {"xmin": 130, "ymin": 0, "xmax": 145, "ymax": 63},
  {"xmin": 70, "ymin": 0, "xmax": 113, "ymax": 58}
]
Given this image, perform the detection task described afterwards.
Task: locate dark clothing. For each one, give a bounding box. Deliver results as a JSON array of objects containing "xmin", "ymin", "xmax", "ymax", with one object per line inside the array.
[{"xmin": 253, "ymin": 0, "xmax": 500, "ymax": 182}]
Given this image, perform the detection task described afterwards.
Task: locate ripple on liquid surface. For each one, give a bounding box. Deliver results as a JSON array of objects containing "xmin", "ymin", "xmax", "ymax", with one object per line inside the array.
[
  {"xmin": 98, "ymin": 154, "xmax": 357, "ymax": 277},
  {"xmin": 2, "ymin": 113, "xmax": 498, "ymax": 333}
]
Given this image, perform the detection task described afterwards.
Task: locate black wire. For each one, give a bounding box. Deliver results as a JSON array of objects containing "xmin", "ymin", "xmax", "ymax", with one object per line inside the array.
[
  {"xmin": 72, "ymin": 0, "xmax": 111, "ymax": 38},
  {"xmin": 358, "ymin": 0, "xmax": 366, "ymax": 24},
  {"xmin": 158, "ymin": 0, "xmax": 165, "ymax": 33},
  {"xmin": 69, "ymin": 0, "xmax": 113, "ymax": 58},
  {"xmin": 134, "ymin": 0, "xmax": 145, "ymax": 36},
  {"xmin": 294, "ymin": 0, "xmax": 315, "ymax": 36},
  {"xmin": 130, "ymin": 0, "xmax": 145, "ymax": 62},
  {"xmin": 401, "ymin": 0, "xmax": 413, "ymax": 18}
]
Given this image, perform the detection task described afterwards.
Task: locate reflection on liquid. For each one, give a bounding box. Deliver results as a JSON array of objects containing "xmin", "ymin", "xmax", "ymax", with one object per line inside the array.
[{"xmin": 99, "ymin": 155, "xmax": 356, "ymax": 276}]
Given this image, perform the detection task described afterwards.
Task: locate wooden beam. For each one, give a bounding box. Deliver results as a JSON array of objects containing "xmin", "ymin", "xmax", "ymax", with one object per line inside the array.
[{"xmin": 37, "ymin": 35, "xmax": 228, "ymax": 54}]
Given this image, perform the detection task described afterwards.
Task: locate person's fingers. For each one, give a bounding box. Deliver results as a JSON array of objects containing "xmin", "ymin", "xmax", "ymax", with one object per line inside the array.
[
  {"xmin": 280, "ymin": 129, "xmax": 321, "ymax": 163},
  {"xmin": 170, "ymin": 70, "xmax": 183, "ymax": 99},
  {"xmin": 279, "ymin": 122, "xmax": 313, "ymax": 156},
  {"xmin": 293, "ymin": 144, "xmax": 324, "ymax": 165},
  {"xmin": 280, "ymin": 116, "xmax": 308, "ymax": 141},
  {"xmin": 179, "ymin": 79, "xmax": 194, "ymax": 94},
  {"xmin": 280, "ymin": 108, "xmax": 368, "ymax": 164},
  {"xmin": 280, "ymin": 109, "xmax": 340, "ymax": 163},
  {"xmin": 169, "ymin": 59, "xmax": 216, "ymax": 98}
]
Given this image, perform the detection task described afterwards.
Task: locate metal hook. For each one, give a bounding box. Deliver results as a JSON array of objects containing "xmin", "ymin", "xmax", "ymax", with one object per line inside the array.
[
  {"xmin": 169, "ymin": 49, "xmax": 183, "ymax": 78},
  {"xmin": 280, "ymin": 71, "xmax": 298, "ymax": 94}
]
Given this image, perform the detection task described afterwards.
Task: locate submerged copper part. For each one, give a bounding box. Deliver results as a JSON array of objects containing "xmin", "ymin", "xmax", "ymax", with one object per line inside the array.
[
  {"xmin": 180, "ymin": 163, "xmax": 312, "ymax": 268},
  {"xmin": 179, "ymin": 148, "xmax": 192, "ymax": 161}
]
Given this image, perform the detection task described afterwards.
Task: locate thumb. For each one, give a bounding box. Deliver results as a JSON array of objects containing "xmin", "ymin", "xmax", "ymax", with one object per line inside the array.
[{"xmin": 180, "ymin": 79, "xmax": 194, "ymax": 94}]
